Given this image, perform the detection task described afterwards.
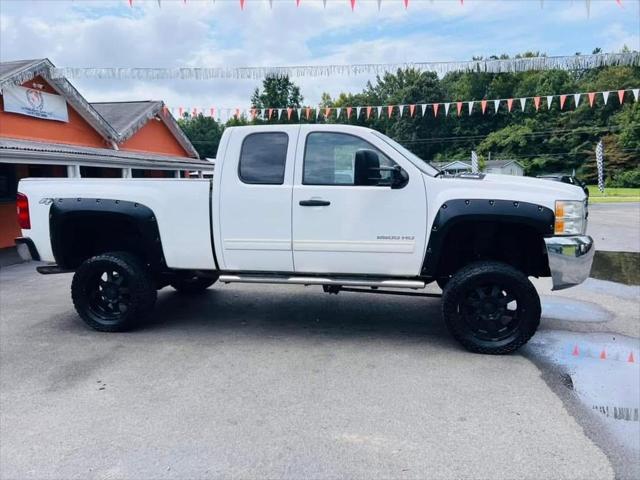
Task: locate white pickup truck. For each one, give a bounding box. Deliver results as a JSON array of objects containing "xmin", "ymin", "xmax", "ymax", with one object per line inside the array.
[{"xmin": 16, "ymin": 124, "xmax": 594, "ymax": 354}]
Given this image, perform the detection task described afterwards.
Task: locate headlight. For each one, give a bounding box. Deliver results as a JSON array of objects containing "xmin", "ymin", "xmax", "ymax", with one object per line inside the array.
[{"xmin": 555, "ymin": 200, "xmax": 586, "ymax": 235}]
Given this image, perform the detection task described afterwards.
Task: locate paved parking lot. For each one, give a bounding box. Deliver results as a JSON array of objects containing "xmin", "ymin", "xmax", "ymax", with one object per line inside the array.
[
  {"xmin": 2, "ymin": 262, "xmax": 633, "ymax": 480},
  {"xmin": 1, "ymin": 204, "xmax": 638, "ymax": 480}
]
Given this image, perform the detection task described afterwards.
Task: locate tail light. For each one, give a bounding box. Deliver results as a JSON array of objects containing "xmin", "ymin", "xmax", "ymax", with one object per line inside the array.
[{"xmin": 16, "ymin": 193, "xmax": 31, "ymax": 229}]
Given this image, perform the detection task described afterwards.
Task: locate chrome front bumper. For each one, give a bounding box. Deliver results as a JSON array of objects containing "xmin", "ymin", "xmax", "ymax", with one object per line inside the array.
[{"xmin": 544, "ymin": 235, "xmax": 594, "ymax": 290}]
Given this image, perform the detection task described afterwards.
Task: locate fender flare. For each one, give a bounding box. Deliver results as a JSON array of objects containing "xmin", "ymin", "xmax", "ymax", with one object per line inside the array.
[
  {"xmin": 49, "ymin": 198, "xmax": 165, "ymax": 270},
  {"xmin": 421, "ymin": 198, "xmax": 555, "ymax": 276}
]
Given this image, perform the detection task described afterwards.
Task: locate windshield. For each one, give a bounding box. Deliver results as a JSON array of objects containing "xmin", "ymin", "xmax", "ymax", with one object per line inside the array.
[{"xmin": 371, "ymin": 131, "xmax": 440, "ymax": 176}]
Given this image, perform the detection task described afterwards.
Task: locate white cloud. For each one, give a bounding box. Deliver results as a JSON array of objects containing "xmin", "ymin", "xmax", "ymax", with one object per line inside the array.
[{"xmin": 1, "ymin": 0, "xmax": 637, "ymax": 114}]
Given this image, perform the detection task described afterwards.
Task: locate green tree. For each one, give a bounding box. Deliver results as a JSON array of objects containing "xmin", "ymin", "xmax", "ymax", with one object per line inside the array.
[
  {"xmin": 177, "ymin": 114, "xmax": 224, "ymax": 159},
  {"xmin": 251, "ymin": 75, "xmax": 303, "ymax": 110}
]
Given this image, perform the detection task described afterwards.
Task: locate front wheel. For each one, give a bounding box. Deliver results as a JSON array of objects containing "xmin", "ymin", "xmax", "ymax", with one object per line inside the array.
[
  {"xmin": 71, "ymin": 252, "xmax": 157, "ymax": 332},
  {"xmin": 442, "ymin": 261, "xmax": 541, "ymax": 354}
]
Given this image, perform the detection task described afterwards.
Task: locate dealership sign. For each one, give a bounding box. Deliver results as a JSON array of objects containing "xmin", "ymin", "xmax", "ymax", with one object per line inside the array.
[{"xmin": 3, "ymin": 86, "xmax": 69, "ymax": 122}]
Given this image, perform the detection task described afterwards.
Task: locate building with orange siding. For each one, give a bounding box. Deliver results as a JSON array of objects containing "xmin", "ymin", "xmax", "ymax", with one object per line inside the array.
[{"xmin": 0, "ymin": 59, "xmax": 212, "ymax": 254}]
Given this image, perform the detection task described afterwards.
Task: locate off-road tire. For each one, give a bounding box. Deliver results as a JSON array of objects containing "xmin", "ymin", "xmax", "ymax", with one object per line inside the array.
[
  {"xmin": 442, "ymin": 261, "xmax": 541, "ymax": 354},
  {"xmin": 170, "ymin": 276, "xmax": 217, "ymax": 294},
  {"xmin": 71, "ymin": 251, "xmax": 157, "ymax": 332}
]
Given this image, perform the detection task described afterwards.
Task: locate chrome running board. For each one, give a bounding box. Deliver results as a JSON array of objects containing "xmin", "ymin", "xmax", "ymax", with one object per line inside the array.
[{"xmin": 218, "ymin": 274, "xmax": 426, "ymax": 290}]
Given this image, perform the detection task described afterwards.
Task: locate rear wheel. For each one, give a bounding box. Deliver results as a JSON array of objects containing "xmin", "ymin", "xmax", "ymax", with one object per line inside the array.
[
  {"xmin": 441, "ymin": 261, "xmax": 540, "ymax": 354},
  {"xmin": 170, "ymin": 275, "xmax": 217, "ymax": 294},
  {"xmin": 71, "ymin": 252, "xmax": 156, "ymax": 332}
]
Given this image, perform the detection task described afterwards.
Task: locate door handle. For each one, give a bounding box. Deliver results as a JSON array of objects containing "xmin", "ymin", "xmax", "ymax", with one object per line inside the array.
[{"xmin": 299, "ymin": 199, "xmax": 331, "ymax": 207}]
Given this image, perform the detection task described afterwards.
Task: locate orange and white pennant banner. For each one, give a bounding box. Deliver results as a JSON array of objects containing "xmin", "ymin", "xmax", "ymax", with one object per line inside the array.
[
  {"xmin": 366, "ymin": 106, "xmax": 372, "ymax": 119},
  {"xmin": 546, "ymin": 96, "xmax": 553, "ymax": 109},
  {"xmin": 481, "ymin": 99, "xmax": 487, "ymax": 114},
  {"xmin": 336, "ymin": 107, "xmax": 342, "ymax": 118},
  {"xmin": 444, "ymin": 103, "xmax": 450, "ymax": 116},
  {"xmin": 350, "ymin": 0, "xmax": 356, "ymax": 10},
  {"xmin": 409, "ymin": 104, "xmax": 416, "ymax": 117},
  {"xmin": 633, "ymin": 88, "xmax": 639, "ymax": 101},
  {"xmin": 356, "ymin": 106, "xmax": 362, "ymax": 118},
  {"xmin": 287, "ymin": 108, "xmax": 293, "ymax": 120},
  {"xmin": 534, "ymin": 96, "xmax": 541, "ymax": 111},
  {"xmin": 420, "ymin": 104, "xmax": 426, "ymax": 116},
  {"xmin": 588, "ymin": 92, "xmax": 596, "ymax": 107},
  {"xmin": 602, "ymin": 91, "xmax": 610, "ymax": 104},
  {"xmin": 387, "ymin": 105, "xmax": 394, "ymax": 118},
  {"xmin": 560, "ymin": 94, "xmax": 567, "ymax": 109},
  {"xmin": 574, "ymin": 93, "xmax": 581, "ymax": 107},
  {"xmin": 433, "ymin": 103, "xmax": 440, "ymax": 117},
  {"xmin": 456, "ymin": 101, "xmax": 463, "ymax": 116},
  {"xmin": 493, "ymin": 99, "xmax": 500, "ymax": 113},
  {"xmin": 346, "ymin": 106, "xmax": 353, "ymax": 119},
  {"xmin": 519, "ymin": 97, "xmax": 527, "ymax": 111},
  {"xmin": 325, "ymin": 107, "xmax": 332, "ymax": 118},
  {"xmin": 467, "ymin": 101, "xmax": 474, "ymax": 115},
  {"xmin": 377, "ymin": 106, "xmax": 383, "ymax": 118},
  {"xmin": 399, "ymin": 105, "xmax": 405, "ymax": 117},
  {"xmin": 507, "ymin": 98, "xmax": 514, "ymax": 112}
]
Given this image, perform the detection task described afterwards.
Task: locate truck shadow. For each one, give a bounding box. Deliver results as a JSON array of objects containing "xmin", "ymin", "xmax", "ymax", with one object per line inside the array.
[{"xmin": 143, "ymin": 283, "xmax": 454, "ymax": 347}]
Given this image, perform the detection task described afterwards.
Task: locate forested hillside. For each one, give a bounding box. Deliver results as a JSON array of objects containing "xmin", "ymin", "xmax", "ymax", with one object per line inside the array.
[{"xmin": 178, "ymin": 52, "xmax": 640, "ymax": 184}]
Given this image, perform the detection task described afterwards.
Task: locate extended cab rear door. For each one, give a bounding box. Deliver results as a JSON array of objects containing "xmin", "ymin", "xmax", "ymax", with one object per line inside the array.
[
  {"xmin": 291, "ymin": 126, "xmax": 427, "ymax": 276},
  {"xmin": 217, "ymin": 125, "xmax": 300, "ymax": 272}
]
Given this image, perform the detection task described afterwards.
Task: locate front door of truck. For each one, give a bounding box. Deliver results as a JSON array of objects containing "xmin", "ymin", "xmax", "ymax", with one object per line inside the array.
[
  {"xmin": 218, "ymin": 126, "xmax": 298, "ymax": 272},
  {"xmin": 292, "ymin": 128, "xmax": 427, "ymax": 276}
]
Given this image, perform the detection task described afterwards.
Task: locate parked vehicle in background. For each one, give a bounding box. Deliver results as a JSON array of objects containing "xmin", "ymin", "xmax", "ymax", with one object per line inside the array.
[
  {"xmin": 537, "ymin": 173, "xmax": 590, "ymax": 197},
  {"xmin": 16, "ymin": 124, "xmax": 593, "ymax": 354}
]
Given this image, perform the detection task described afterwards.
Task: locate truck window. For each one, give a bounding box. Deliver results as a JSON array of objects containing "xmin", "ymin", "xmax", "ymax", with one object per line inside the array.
[
  {"xmin": 239, "ymin": 132, "xmax": 289, "ymax": 184},
  {"xmin": 303, "ymin": 132, "xmax": 395, "ymax": 186}
]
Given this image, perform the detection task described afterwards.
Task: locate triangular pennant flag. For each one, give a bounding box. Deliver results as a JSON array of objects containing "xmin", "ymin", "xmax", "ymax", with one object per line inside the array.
[
  {"xmin": 588, "ymin": 92, "xmax": 596, "ymax": 107},
  {"xmin": 376, "ymin": 106, "xmax": 382, "ymax": 118},
  {"xmin": 409, "ymin": 104, "xmax": 416, "ymax": 117},
  {"xmin": 376, "ymin": 0, "xmax": 381, "ymax": 10},
  {"xmin": 444, "ymin": 103, "xmax": 450, "ymax": 116},
  {"xmin": 178, "ymin": 107, "xmax": 184, "ymax": 117},
  {"xmin": 316, "ymin": 109, "xmax": 322, "ymax": 120},
  {"xmin": 574, "ymin": 93, "xmax": 581, "ymax": 107},
  {"xmin": 306, "ymin": 107, "xmax": 311, "ymax": 120},
  {"xmin": 366, "ymin": 106, "xmax": 372, "ymax": 119},
  {"xmin": 387, "ymin": 105, "xmax": 394, "ymax": 118},
  {"xmin": 399, "ymin": 105, "xmax": 405, "ymax": 117},
  {"xmin": 235, "ymin": 108, "xmax": 241, "ymax": 119},
  {"xmin": 534, "ymin": 96, "xmax": 541, "ymax": 111},
  {"xmin": 296, "ymin": 0, "xmax": 301, "ymax": 7},
  {"xmin": 560, "ymin": 94, "xmax": 567, "ymax": 110},
  {"xmin": 277, "ymin": 108, "xmax": 283, "ymax": 120},
  {"xmin": 335, "ymin": 107, "xmax": 342, "ymax": 118},
  {"xmin": 433, "ymin": 103, "xmax": 440, "ymax": 117},
  {"xmin": 507, "ymin": 98, "xmax": 514, "ymax": 112},
  {"xmin": 481, "ymin": 99, "xmax": 487, "ymax": 114},
  {"xmin": 267, "ymin": 108, "xmax": 273, "ymax": 119},
  {"xmin": 346, "ymin": 107, "xmax": 352, "ymax": 119},
  {"xmin": 129, "ymin": 0, "xmax": 133, "ymax": 6},
  {"xmin": 546, "ymin": 95, "xmax": 553, "ymax": 109},
  {"xmin": 493, "ymin": 99, "xmax": 500, "ymax": 113},
  {"xmin": 467, "ymin": 101, "xmax": 474, "ymax": 115},
  {"xmin": 602, "ymin": 91, "xmax": 610, "ymax": 105},
  {"xmin": 633, "ymin": 89, "xmax": 639, "ymax": 101},
  {"xmin": 618, "ymin": 89, "xmax": 625, "ymax": 104},
  {"xmin": 250, "ymin": 108, "xmax": 257, "ymax": 120},
  {"xmin": 350, "ymin": 0, "xmax": 356, "ymax": 10},
  {"xmin": 240, "ymin": 0, "xmax": 245, "ymax": 9},
  {"xmin": 403, "ymin": 0, "xmax": 409, "ymax": 8},
  {"xmin": 286, "ymin": 107, "xmax": 293, "ymax": 120},
  {"xmin": 297, "ymin": 108, "xmax": 302, "ymax": 120},
  {"xmin": 322, "ymin": 0, "xmax": 327, "ymax": 8},
  {"xmin": 456, "ymin": 101, "xmax": 463, "ymax": 116},
  {"xmin": 519, "ymin": 98, "xmax": 527, "ymax": 111},
  {"xmin": 420, "ymin": 104, "xmax": 426, "ymax": 116},
  {"xmin": 356, "ymin": 106, "xmax": 362, "ymax": 118},
  {"xmin": 268, "ymin": 0, "xmax": 273, "ymax": 8},
  {"xmin": 324, "ymin": 107, "xmax": 332, "ymax": 118}
]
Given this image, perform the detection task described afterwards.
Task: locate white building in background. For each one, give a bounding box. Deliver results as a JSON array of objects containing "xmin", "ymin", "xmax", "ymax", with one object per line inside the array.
[{"xmin": 431, "ymin": 159, "xmax": 525, "ymax": 176}]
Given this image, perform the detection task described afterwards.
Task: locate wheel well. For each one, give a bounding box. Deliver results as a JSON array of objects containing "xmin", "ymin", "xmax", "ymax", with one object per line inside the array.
[
  {"xmin": 52, "ymin": 213, "xmax": 159, "ymax": 269},
  {"xmin": 433, "ymin": 221, "xmax": 550, "ymax": 279}
]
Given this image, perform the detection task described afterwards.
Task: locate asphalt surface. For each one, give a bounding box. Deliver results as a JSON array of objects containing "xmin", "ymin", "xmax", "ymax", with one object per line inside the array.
[
  {"xmin": 587, "ymin": 202, "xmax": 640, "ymax": 253},
  {"xmin": 0, "ymin": 263, "xmax": 622, "ymax": 480},
  {"xmin": 1, "ymin": 203, "xmax": 638, "ymax": 479}
]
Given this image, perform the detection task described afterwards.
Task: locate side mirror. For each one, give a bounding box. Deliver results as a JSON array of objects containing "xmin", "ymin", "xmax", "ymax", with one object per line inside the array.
[{"xmin": 354, "ymin": 149, "xmax": 381, "ymax": 186}]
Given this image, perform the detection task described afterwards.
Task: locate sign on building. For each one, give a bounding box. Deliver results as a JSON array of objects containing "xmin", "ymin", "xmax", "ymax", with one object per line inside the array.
[{"xmin": 3, "ymin": 85, "xmax": 69, "ymax": 122}]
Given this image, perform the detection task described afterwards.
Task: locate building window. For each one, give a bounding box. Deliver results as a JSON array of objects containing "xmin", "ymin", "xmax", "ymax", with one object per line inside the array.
[
  {"xmin": 0, "ymin": 164, "xmax": 17, "ymax": 202},
  {"xmin": 303, "ymin": 132, "xmax": 395, "ymax": 186},
  {"xmin": 238, "ymin": 132, "xmax": 288, "ymax": 185}
]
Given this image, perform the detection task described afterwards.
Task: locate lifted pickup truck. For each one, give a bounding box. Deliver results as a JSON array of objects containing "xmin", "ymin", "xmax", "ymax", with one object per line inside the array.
[{"xmin": 16, "ymin": 124, "xmax": 594, "ymax": 354}]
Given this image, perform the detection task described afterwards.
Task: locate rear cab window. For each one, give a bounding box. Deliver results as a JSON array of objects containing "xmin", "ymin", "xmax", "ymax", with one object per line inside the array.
[{"xmin": 239, "ymin": 132, "xmax": 289, "ymax": 184}]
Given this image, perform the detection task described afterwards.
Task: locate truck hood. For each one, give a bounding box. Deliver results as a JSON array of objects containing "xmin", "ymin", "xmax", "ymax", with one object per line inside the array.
[{"xmin": 427, "ymin": 173, "xmax": 586, "ymax": 219}]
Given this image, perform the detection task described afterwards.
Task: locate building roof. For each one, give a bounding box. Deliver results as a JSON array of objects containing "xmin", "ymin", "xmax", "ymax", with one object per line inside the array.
[
  {"xmin": 1, "ymin": 59, "xmax": 199, "ymax": 159},
  {"xmin": 91, "ymin": 101, "xmax": 199, "ymax": 158},
  {"xmin": 0, "ymin": 137, "xmax": 212, "ymax": 171},
  {"xmin": 485, "ymin": 160, "xmax": 524, "ymax": 168},
  {"xmin": 0, "ymin": 58, "xmax": 119, "ymax": 143}
]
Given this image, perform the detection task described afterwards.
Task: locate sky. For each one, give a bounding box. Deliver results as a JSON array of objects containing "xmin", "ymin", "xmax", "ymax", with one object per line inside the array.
[{"xmin": 1, "ymin": 0, "xmax": 638, "ymax": 117}]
